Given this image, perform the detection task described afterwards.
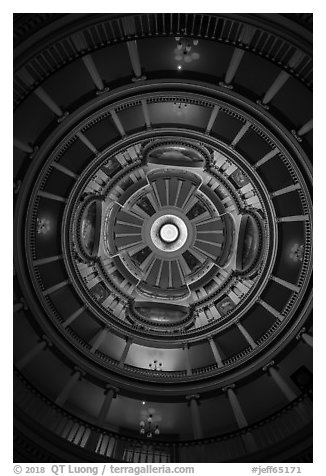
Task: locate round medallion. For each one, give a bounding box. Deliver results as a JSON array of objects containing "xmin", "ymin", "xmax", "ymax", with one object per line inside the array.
[
  {"xmin": 150, "ymin": 215, "xmax": 187, "ymax": 252},
  {"xmin": 160, "ymin": 224, "xmax": 179, "ymax": 243}
]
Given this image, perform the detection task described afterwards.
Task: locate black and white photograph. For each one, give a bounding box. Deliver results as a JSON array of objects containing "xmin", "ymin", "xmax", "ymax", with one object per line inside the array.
[{"xmin": 11, "ymin": 8, "xmax": 313, "ymax": 469}]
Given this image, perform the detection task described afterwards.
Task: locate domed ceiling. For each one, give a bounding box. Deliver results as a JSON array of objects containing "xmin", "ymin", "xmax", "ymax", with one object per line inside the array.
[{"xmin": 13, "ymin": 13, "xmax": 312, "ymax": 463}]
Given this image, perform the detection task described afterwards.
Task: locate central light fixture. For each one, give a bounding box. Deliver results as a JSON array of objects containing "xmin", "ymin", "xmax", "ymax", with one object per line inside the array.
[
  {"xmin": 150, "ymin": 214, "xmax": 188, "ymax": 252},
  {"xmin": 160, "ymin": 223, "xmax": 179, "ymax": 243}
]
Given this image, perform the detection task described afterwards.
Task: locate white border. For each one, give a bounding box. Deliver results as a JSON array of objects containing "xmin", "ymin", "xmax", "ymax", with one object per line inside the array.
[{"xmin": 4, "ymin": 3, "xmax": 320, "ymax": 474}]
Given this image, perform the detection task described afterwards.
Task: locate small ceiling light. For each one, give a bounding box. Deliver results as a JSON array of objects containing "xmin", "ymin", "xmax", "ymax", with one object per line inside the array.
[
  {"xmin": 174, "ymin": 36, "xmax": 199, "ymax": 65},
  {"xmin": 149, "ymin": 360, "xmax": 163, "ymax": 370},
  {"xmin": 37, "ymin": 217, "xmax": 51, "ymax": 235}
]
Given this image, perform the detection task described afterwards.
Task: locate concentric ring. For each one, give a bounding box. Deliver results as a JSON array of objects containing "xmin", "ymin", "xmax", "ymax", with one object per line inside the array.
[
  {"xmin": 152, "ymin": 216, "xmax": 185, "ymax": 250},
  {"xmin": 17, "ymin": 84, "xmax": 311, "ymax": 391},
  {"xmin": 160, "ymin": 223, "xmax": 179, "ymax": 243},
  {"xmin": 13, "ymin": 14, "xmax": 313, "ymax": 463},
  {"xmin": 144, "ymin": 208, "xmax": 194, "ymax": 258}
]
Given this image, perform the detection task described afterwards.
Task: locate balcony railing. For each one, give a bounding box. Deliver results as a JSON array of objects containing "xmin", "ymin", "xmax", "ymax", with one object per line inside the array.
[
  {"xmin": 14, "ymin": 13, "xmax": 312, "ymax": 108},
  {"xmin": 14, "ymin": 370, "xmax": 312, "ymax": 462}
]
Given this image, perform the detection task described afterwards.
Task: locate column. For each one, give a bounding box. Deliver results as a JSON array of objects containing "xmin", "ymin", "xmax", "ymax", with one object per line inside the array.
[
  {"xmin": 55, "ymin": 369, "xmax": 82, "ymax": 406},
  {"xmin": 13, "ymin": 179, "xmax": 21, "ymax": 195},
  {"xmin": 236, "ymin": 321, "xmax": 257, "ymax": 349},
  {"xmin": 16, "ymin": 335, "xmax": 52, "ymax": 371},
  {"xmin": 118, "ymin": 339, "xmax": 132, "ymax": 368},
  {"xmin": 205, "ymin": 105, "xmax": 220, "ymax": 134},
  {"xmin": 126, "ymin": 41, "xmax": 146, "ymax": 81},
  {"xmin": 223, "ymin": 385, "xmax": 258, "ymax": 453},
  {"xmin": 183, "ymin": 344, "xmax": 192, "ymax": 376},
  {"xmin": 224, "ymin": 385, "xmax": 248, "ymax": 428},
  {"xmin": 224, "ymin": 48, "xmax": 245, "ymax": 85},
  {"xmin": 82, "ymin": 55, "xmax": 108, "ymax": 92},
  {"xmin": 97, "ymin": 386, "xmax": 119, "ymax": 425},
  {"xmin": 14, "ymin": 298, "xmax": 27, "ymax": 313},
  {"xmin": 208, "ymin": 337, "xmax": 223, "ymax": 368},
  {"xmin": 231, "ymin": 121, "xmax": 251, "ymax": 148},
  {"xmin": 260, "ymin": 71, "xmax": 289, "ymax": 106},
  {"xmin": 141, "ymin": 99, "xmax": 151, "ymax": 129},
  {"xmin": 258, "ymin": 299, "xmax": 283, "ymax": 320},
  {"xmin": 76, "ymin": 131, "xmax": 98, "ymax": 155},
  {"xmin": 259, "ymin": 50, "xmax": 303, "ymax": 107},
  {"xmin": 62, "ymin": 306, "xmax": 85, "ymax": 328},
  {"xmin": 185, "ymin": 394, "xmax": 203, "ymax": 439},
  {"xmin": 14, "ymin": 302, "xmax": 24, "ymax": 313},
  {"xmin": 71, "ymin": 32, "xmax": 108, "ymax": 93},
  {"xmin": 265, "ymin": 361, "xmax": 312, "ymax": 422},
  {"xmin": 110, "ymin": 110, "xmax": 126, "ymax": 137},
  {"xmin": 297, "ymin": 119, "xmax": 313, "ymax": 137},
  {"xmin": 296, "ymin": 327, "xmax": 313, "ymax": 348},
  {"xmin": 90, "ymin": 327, "xmax": 109, "ymax": 353},
  {"xmin": 263, "ymin": 362, "xmax": 296, "ymax": 401},
  {"xmin": 34, "ymin": 87, "xmax": 64, "ymax": 117},
  {"xmin": 43, "ymin": 279, "xmax": 69, "ymax": 296},
  {"xmin": 271, "ymin": 275, "xmax": 300, "ymax": 293},
  {"xmin": 13, "ymin": 137, "xmax": 34, "ymax": 154},
  {"xmin": 220, "ymin": 25, "xmax": 254, "ymax": 87},
  {"xmin": 292, "ymin": 119, "xmax": 313, "ymax": 142},
  {"xmin": 301, "ymin": 333, "xmax": 313, "ymax": 348}
]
